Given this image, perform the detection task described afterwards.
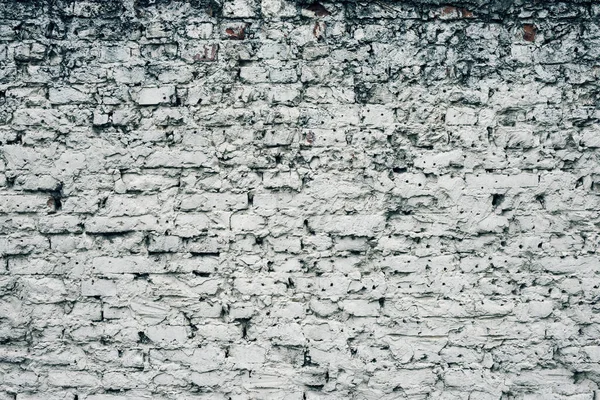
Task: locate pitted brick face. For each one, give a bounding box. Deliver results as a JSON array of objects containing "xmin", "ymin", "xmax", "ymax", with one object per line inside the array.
[{"xmin": 1, "ymin": 0, "xmax": 599, "ymax": 398}]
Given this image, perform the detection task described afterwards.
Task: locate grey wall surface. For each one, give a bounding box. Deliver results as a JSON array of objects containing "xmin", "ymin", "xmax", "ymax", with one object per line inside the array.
[{"xmin": 1, "ymin": 0, "xmax": 600, "ymax": 398}]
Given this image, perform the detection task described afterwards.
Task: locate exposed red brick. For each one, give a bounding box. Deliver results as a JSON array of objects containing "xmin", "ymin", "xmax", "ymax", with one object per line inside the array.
[
  {"xmin": 193, "ymin": 44, "xmax": 218, "ymax": 62},
  {"xmin": 225, "ymin": 26, "xmax": 246, "ymax": 40},
  {"xmin": 305, "ymin": 2, "xmax": 331, "ymax": 17},
  {"xmin": 440, "ymin": 5, "xmax": 474, "ymax": 18},
  {"xmin": 313, "ymin": 21, "xmax": 325, "ymax": 38},
  {"xmin": 206, "ymin": 5, "xmax": 214, "ymax": 17},
  {"xmin": 441, "ymin": 5, "xmax": 456, "ymax": 15},
  {"xmin": 459, "ymin": 8, "xmax": 473, "ymax": 18},
  {"xmin": 523, "ymin": 24, "xmax": 536, "ymax": 42},
  {"xmin": 305, "ymin": 131, "xmax": 315, "ymax": 144}
]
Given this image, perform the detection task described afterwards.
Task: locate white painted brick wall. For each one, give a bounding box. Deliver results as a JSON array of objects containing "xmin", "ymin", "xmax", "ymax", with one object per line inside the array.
[{"xmin": 0, "ymin": 0, "xmax": 598, "ymax": 398}]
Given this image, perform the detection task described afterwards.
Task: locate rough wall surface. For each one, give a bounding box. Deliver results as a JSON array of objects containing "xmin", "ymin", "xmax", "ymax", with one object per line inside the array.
[{"xmin": 1, "ymin": 0, "xmax": 600, "ymax": 398}]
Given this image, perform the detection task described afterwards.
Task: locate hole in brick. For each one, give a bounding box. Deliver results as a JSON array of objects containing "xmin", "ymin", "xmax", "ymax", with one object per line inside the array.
[
  {"xmin": 137, "ymin": 332, "xmax": 151, "ymax": 344},
  {"xmin": 492, "ymin": 193, "xmax": 504, "ymax": 207}
]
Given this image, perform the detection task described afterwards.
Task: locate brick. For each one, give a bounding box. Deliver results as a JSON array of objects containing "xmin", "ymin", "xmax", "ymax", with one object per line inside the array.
[
  {"xmin": 223, "ymin": 0, "xmax": 257, "ymax": 17},
  {"xmin": 178, "ymin": 193, "xmax": 248, "ymax": 211},
  {"xmin": 47, "ymin": 371, "xmax": 100, "ymax": 387},
  {"xmin": 0, "ymin": 1, "xmax": 597, "ymax": 398},
  {"xmin": 92, "ymin": 256, "xmax": 165, "ymax": 274},
  {"xmin": 84, "ymin": 215, "xmax": 160, "ymax": 233},
  {"xmin": 172, "ymin": 214, "xmax": 211, "ymax": 237},
  {"xmin": 0, "ymin": 235, "xmax": 49, "ymax": 255},
  {"xmin": 580, "ymin": 124, "xmax": 600, "ymax": 148},
  {"xmin": 146, "ymin": 324, "xmax": 189, "ymax": 344},
  {"xmin": 48, "ymin": 87, "xmax": 92, "ymax": 105},
  {"xmin": 308, "ymin": 215, "xmax": 386, "ymax": 236},
  {"xmin": 0, "ymin": 195, "xmax": 50, "ymax": 213},
  {"xmin": 121, "ymin": 173, "xmax": 179, "ymax": 192},
  {"xmin": 20, "ymin": 277, "xmax": 66, "ymax": 303},
  {"xmin": 104, "ymin": 195, "xmax": 161, "ymax": 217},
  {"xmin": 132, "ymin": 87, "xmax": 176, "ymax": 106},
  {"xmin": 445, "ymin": 107, "xmax": 478, "ymax": 125},
  {"xmin": 144, "ymin": 150, "xmax": 213, "ymax": 168},
  {"xmin": 230, "ymin": 214, "xmax": 266, "ymax": 231},
  {"xmin": 341, "ymin": 299, "xmax": 381, "ymax": 317},
  {"xmin": 495, "ymin": 126, "xmax": 538, "ymax": 148},
  {"xmin": 81, "ymin": 279, "xmax": 117, "ymax": 297}
]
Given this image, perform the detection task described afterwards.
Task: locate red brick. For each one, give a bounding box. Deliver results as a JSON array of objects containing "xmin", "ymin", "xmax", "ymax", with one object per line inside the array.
[{"xmin": 523, "ymin": 24, "xmax": 536, "ymax": 42}]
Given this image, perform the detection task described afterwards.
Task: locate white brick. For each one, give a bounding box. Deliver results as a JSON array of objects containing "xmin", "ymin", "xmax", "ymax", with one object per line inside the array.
[
  {"xmin": 81, "ymin": 279, "xmax": 117, "ymax": 296},
  {"xmin": 309, "ymin": 215, "xmax": 386, "ymax": 236},
  {"xmin": 92, "ymin": 256, "xmax": 164, "ymax": 274},
  {"xmin": 47, "ymin": 371, "xmax": 100, "ymax": 387},
  {"xmin": 179, "ymin": 193, "xmax": 248, "ymax": 211},
  {"xmin": 0, "ymin": 195, "xmax": 50, "ymax": 213},
  {"xmin": 48, "ymin": 86, "xmax": 92, "ymax": 105},
  {"xmin": 341, "ymin": 299, "xmax": 381, "ymax": 317},
  {"xmin": 146, "ymin": 324, "xmax": 189, "ymax": 344},
  {"xmin": 445, "ymin": 107, "xmax": 478, "ymax": 125},
  {"xmin": 172, "ymin": 214, "xmax": 211, "ymax": 237},
  {"xmin": 230, "ymin": 214, "xmax": 266, "ymax": 231},
  {"xmin": 133, "ymin": 87, "xmax": 175, "ymax": 105}
]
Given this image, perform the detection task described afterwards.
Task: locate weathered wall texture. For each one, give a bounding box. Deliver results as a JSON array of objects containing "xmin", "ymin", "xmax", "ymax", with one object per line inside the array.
[{"xmin": 1, "ymin": 0, "xmax": 600, "ymax": 398}]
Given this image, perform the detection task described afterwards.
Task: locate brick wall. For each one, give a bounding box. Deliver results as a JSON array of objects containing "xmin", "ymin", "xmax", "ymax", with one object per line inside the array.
[{"xmin": 1, "ymin": 0, "xmax": 600, "ymax": 398}]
